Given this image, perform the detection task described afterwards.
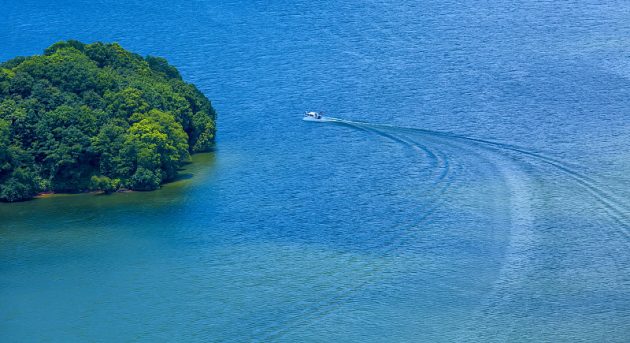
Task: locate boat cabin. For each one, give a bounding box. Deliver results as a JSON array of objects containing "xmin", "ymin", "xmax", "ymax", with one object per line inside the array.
[{"xmin": 304, "ymin": 111, "xmax": 322, "ymax": 119}]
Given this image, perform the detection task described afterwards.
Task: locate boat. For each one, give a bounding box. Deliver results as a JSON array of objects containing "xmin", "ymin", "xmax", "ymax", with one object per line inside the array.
[{"xmin": 303, "ymin": 111, "xmax": 324, "ymax": 121}]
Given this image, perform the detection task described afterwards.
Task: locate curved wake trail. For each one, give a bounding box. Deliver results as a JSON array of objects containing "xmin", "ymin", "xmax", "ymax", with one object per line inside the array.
[
  {"xmin": 247, "ymin": 117, "xmax": 630, "ymax": 341},
  {"xmin": 327, "ymin": 117, "xmax": 630, "ymax": 340},
  {"xmin": 330, "ymin": 117, "xmax": 630, "ymax": 243}
]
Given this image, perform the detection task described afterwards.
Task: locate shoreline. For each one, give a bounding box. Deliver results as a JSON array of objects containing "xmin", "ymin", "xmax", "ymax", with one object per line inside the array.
[
  {"xmin": 33, "ymin": 189, "xmax": 134, "ymax": 199},
  {"xmin": 14, "ymin": 152, "xmax": 216, "ymax": 203}
]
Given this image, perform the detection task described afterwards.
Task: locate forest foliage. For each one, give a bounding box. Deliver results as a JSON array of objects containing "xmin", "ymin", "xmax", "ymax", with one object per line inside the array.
[{"xmin": 0, "ymin": 40, "xmax": 216, "ymax": 201}]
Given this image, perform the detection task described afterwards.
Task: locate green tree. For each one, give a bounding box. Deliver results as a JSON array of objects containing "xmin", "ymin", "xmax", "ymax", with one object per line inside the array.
[
  {"xmin": 0, "ymin": 167, "xmax": 40, "ymax": 202},
  {"xmin": 124, "ymin": 109, "xmax": 190, "ymax": 185},
  {"xmin": 146, "ymin": 56, "xmax": 181, "ymax": 80},
  {"xmin": 89, "ymin": 175, "xmax": 119, "ymax": 194}
]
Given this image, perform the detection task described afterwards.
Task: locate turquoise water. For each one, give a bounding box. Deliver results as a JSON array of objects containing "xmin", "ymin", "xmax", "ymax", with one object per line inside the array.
[{"xmin": 2, "ymin": 1, "xmax": 630, "ymax": 341}]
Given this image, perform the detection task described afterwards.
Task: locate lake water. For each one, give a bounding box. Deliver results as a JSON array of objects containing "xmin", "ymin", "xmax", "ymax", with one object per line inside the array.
[{"xmin": 1, "ymin": 1, "xmax": 630, "ymax": 341}]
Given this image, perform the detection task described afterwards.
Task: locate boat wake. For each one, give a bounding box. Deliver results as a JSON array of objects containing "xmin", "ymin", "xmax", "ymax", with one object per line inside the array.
[
  {"xmin": 333, "ymin": 117, "xmax": 630, "ymax": 242},
  {"xmin": 247, "ymin": 117, "xmax": 630, "ymax": 341}
]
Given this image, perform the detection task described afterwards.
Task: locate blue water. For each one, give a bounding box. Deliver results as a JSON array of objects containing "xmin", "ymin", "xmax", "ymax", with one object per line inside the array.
[{"xmin": 2, "ymin": 1, "xmax": 630, "ymax": 341}]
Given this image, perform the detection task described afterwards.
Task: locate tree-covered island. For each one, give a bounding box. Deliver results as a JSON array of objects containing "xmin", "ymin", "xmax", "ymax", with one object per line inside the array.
[{"xmin": 0, "ymin": 41, "xmax": 216, "ymax": 202}]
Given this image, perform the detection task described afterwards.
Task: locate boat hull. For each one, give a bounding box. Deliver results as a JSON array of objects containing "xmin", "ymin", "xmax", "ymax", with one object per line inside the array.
[{"xmin": 303, "ymin": 116, "xmax": 328, "ymax": 122}]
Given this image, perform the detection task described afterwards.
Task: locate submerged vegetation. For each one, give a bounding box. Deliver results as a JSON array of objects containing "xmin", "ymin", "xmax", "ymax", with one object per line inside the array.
[{"xmin": 0, "ymin": 40, "xmax": 216, "ymax": 201}]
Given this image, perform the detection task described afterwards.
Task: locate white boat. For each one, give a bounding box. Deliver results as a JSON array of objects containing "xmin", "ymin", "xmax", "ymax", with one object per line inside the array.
[{"xmin": 303, "ymin": 111, "xmax": 324, "ymax": 121}]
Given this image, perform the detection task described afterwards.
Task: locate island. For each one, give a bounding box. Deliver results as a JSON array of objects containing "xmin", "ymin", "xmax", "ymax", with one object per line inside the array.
[{"xmin": 0, "ymin": 40, "xmax": 216, "ymax": 201}]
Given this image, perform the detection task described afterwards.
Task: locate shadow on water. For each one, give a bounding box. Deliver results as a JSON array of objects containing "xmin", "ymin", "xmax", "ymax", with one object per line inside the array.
[{"xmin": 0, "ymin": 152, "xmax": 217, "ymax": 236}]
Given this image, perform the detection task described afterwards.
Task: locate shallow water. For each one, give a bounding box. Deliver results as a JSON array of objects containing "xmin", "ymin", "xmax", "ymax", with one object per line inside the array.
[{"xmin": 1, "ymin": 1, "xmax": 630, "ymax": 341}]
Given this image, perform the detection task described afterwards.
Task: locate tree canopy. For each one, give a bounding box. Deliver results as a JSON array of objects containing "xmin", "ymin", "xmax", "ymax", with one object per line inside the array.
[{"xmin": 0, "ymin": 40, "xmax": 216, "ymax": 201}]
